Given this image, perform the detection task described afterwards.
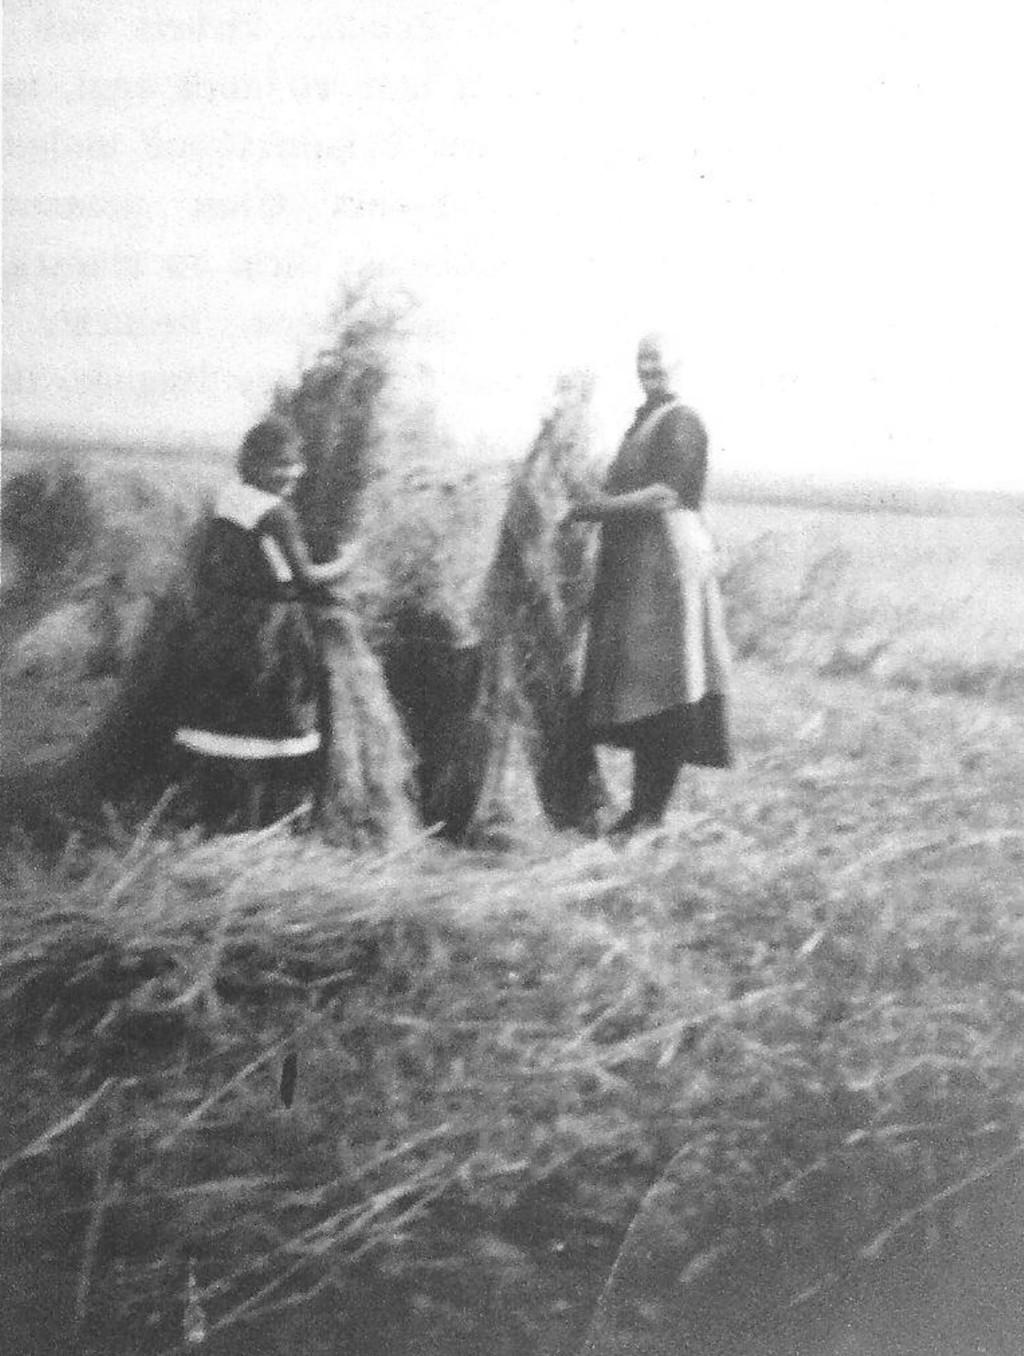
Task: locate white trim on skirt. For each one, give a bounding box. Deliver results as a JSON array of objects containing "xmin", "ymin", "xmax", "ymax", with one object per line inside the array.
[{"xmin": 175, "ymin": 728, "xmax": 321, "ymax": 759}]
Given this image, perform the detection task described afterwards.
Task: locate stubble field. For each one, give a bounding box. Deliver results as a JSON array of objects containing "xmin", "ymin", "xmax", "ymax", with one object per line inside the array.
[{"xmin": 2, "ymin": 444, "xmax": 1023, "ymax": 1355}]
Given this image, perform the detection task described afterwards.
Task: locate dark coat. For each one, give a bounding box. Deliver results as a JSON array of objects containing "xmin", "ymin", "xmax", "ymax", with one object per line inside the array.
[{"xmin": 175, "ymin": 482, "xmax": 321, "ymax": 757}]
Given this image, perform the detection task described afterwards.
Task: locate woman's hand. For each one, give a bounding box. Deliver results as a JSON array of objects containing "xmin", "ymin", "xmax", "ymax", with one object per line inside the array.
[
  {"xmin": 560, "ymin": 501, "xmax": 590, "ymax": 528},
  {"xmin": 266, "ymin": 504, "xmax": 365, "ymax": 588},
  {"xmin": 637, "ymin": 483, "xmax": 680, "ymax": 512},
  {"xmin": 331, "ymin": 539, "xmax": 362, "ymax": 578},
  {"xmin": 561, "ymin": 483, "xmax": 678, "ymax": 524}
]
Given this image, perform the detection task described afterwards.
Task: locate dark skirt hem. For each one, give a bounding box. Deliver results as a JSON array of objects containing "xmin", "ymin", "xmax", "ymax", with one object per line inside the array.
[{"xmin": 590, "ymin": 694, "xmax": 732, "ymax": 768}]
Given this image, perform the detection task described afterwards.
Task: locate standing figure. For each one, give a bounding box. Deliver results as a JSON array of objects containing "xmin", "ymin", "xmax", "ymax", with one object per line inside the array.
[
  {"xmin": 174, "ymin": 416, "xmax": 356, "ymax": 830},
  {"xmin": 566, "ymin": 334, "xmax": 732, "ymax": 836}
]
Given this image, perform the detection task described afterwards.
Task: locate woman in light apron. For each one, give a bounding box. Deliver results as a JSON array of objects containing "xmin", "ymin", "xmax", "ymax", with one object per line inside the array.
[{"xmin": 567, "ymin": 334, "xmax": 732, "ymax": 836}]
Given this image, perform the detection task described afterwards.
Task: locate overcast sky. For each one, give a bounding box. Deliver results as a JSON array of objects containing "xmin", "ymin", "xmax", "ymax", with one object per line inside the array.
[{"xmin": 4, "ymin": 0, "xmax": 1023, "ymax": 488}]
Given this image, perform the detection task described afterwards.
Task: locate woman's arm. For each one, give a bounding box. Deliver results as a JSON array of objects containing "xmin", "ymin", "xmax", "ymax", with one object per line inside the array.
[
  {"xmin": 263, "ymin": 503, "xmax": 361, "ymax": 587},
  {"xmin": 565, "ymin": 483, "xmax": 679, "ymax": 523}
]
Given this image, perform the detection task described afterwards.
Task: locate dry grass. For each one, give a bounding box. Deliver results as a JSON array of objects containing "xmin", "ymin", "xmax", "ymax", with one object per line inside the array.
[
  {"xmin": 4, "ymin": 418, "xmax": 1024, "ymax": 1352},
  {"xmin": 3, "ymin": 660, "xmax": 1023, "ymax": 1354}
]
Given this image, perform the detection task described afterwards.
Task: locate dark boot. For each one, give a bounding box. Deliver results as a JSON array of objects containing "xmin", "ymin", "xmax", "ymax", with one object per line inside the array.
[
  {"xmin": 644, "ymin": 750, "xmax": 681, "ymax": 825},
  {"xmin": 607, "ymin": 805, "xmax": 645, "ymax": 838},
  {"xmin": 608, "ymin": 744, "xmax": 661, "ymax": 838},
  {"xmin": 615, "ymin": 742, "xmax": 681, "ymax": 836}
]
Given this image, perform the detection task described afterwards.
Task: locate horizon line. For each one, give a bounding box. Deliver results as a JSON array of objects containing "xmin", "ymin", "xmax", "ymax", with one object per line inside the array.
[{"xmin": 3, "ymin": 420, "xmax": 1023, "ymax": 509}]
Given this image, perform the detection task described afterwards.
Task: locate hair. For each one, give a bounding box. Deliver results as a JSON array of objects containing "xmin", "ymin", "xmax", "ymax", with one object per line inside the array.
[
  {"xmin": 637, "ymin": 330, "xmax": 682, "ymax": 371},
  {"xmin": 237, "ymin": 415, "xmax": 300, "ymax": 483}
]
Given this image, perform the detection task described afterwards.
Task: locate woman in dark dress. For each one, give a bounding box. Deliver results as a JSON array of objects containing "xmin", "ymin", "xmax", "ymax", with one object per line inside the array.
[
  {"xmin": 174, "ymin": 416, "xmax": 356, "ymax": 829},
  {"xmin": 566, "ymin": 334, "xmax": 732, "ymax": 835}
]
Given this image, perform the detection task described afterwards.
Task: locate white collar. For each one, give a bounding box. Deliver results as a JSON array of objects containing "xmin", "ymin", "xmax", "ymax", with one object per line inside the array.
[{"xmin": 215, "ymin": 479, "xmax": 281, "ymax": 529}]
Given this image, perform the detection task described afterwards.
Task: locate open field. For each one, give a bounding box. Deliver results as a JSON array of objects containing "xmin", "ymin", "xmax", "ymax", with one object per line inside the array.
[
  {"xmin": 2, "ymin": 441, "xmax": 1024, "ymax": 1354},
  {"xmin": 4, "ymin": 441, "xmax": 1024, "ymax": 768},
  {"xmin": 711, "ymin": 500, "xmax": 1024, "ymax": 703}
]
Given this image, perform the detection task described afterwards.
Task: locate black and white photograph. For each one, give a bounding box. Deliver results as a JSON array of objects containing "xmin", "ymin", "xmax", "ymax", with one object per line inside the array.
[{"xmin": 3, "ymin": 2, "xmax": 1023, "ymax": 1352}]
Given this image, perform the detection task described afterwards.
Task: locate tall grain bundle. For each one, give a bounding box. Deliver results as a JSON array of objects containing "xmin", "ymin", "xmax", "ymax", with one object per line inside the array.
[
  {"xmin": 277, "ymin": 279, "xmax": 408, "ymax": 561},
  {"xmin": 489, "ymin": 373, "xmax": 609, "ymax": 830},
  {"xmin": 314, "ymin": 602, "xmax": 420, "ymax": 847},
  {"xmin": 430, "ymin": 374, "xmax": 609, "ymax": 834},
  {"xmin": 273, "ymin": 282, "xmax": 421, "ymax": 841}
]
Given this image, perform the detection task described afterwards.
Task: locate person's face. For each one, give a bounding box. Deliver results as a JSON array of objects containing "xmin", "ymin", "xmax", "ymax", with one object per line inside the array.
[
  {"xmin": 255, "ymin": 447, "xmax": 304, "ymax": 497},
  {"xmin": 637, "ymin": 346, "xmax": 673, "ymax": 398}
]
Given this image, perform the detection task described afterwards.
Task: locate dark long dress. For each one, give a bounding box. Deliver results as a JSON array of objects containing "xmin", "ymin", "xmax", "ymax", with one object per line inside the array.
[
  {"xmin": 581, "ymin": 395, "xmax": 733, "ymax": 767},
  {"xmin": 174, "ymin": 481, "xmax": 321, "ymax": 760}
]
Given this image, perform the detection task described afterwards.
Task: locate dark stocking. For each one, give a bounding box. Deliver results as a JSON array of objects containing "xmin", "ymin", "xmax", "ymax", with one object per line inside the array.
[
  {"xmin": 625, "ymin": 737, "xmax": 681, "ymax": 830},
  {"xmin": 608, "ymin": 744, "xmax": 665, "ymax": 836},
  {"xmin": 643, "ymin": 747, "xmax": 682, "ymax": 823}
]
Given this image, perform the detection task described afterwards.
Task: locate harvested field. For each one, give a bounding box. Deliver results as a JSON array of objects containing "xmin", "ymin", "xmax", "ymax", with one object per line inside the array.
[{"xmin": 2, "ymin": 439, "xmax": 1023, "ymax": 1355}]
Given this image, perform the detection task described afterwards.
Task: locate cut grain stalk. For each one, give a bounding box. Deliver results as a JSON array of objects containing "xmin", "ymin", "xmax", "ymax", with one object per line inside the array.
[{"xmin": 434, "ymin": 372, "xmax": 608, "ymax": 835}]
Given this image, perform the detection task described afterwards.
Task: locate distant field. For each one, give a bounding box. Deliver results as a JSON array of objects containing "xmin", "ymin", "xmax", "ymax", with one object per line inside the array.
[
  {"xmin": 1, "ymin": 440, "xmax": 227, "ymax": 498},
  {"xmin": 711, "ymin": 500, "xmax": 1024, "ymax": 699}
]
